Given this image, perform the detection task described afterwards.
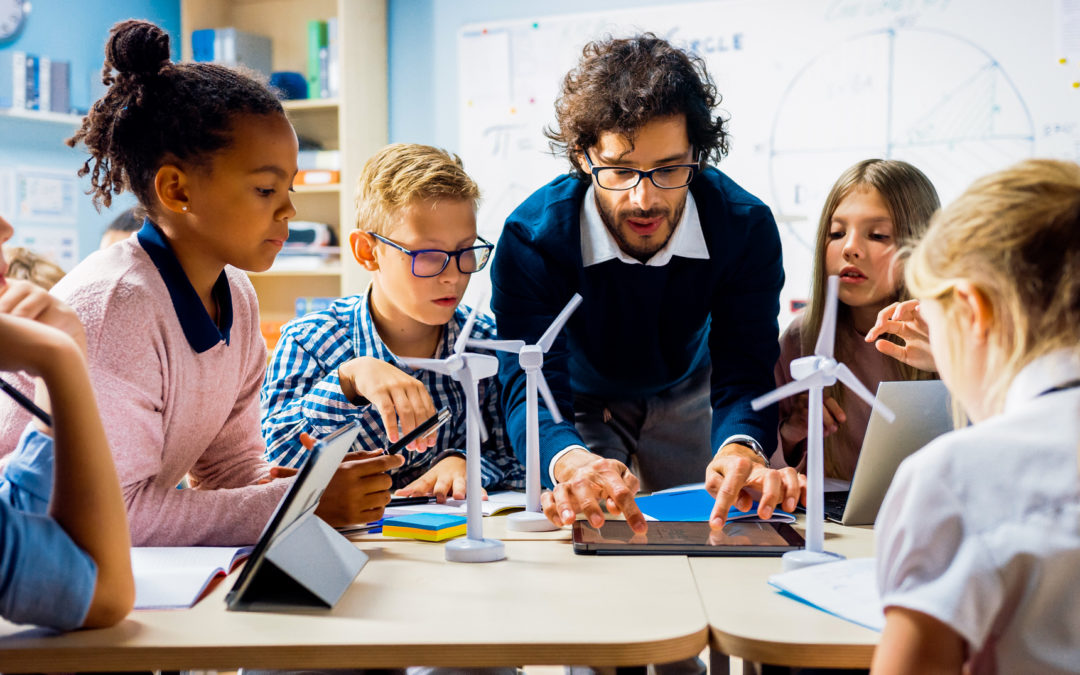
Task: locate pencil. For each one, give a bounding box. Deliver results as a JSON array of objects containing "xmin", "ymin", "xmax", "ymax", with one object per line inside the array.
[{"xmin": 0, "ymin": 376, "xmax": 52, "ymax": 427}]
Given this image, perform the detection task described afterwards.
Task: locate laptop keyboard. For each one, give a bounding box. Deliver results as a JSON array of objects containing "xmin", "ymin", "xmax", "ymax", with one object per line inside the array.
[{"xmin": 824, "ymin": 491, "xmax": 849, "ymax": 522}]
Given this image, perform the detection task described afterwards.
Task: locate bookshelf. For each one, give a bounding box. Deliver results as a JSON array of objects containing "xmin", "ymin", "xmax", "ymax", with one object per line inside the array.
[{"xmin": 180, "ymin": 0, "xmax": 386, "ymax": 325}]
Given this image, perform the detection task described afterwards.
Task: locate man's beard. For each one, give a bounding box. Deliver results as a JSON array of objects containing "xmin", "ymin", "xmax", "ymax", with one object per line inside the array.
[{"xmin": 595, "ymin": 193, "xmax": 685, "ymax": 263}]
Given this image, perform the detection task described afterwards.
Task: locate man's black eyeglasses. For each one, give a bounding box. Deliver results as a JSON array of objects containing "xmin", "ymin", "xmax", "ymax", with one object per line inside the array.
[
  {"xmin": 583, "ymin": 151, "xmax": 699, "ymax": 191},
  {"xmin": 368, "ymin": 232, "xmax": 494, "ymax": 278}
]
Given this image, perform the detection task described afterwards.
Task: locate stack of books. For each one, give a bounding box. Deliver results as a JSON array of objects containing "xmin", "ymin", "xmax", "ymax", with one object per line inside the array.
[{"xmin": 0, "ymin": 51, "xmax": 71, "ymax": 114}]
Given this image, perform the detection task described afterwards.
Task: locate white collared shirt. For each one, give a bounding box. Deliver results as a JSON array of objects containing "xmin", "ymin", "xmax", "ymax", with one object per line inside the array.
[{"xmin": 579, "ymin": 185, "xmax": 709, "ymax": 267}]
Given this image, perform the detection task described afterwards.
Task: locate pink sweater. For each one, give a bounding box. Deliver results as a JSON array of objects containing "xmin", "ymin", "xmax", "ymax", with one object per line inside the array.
[
  {"xmin": 773, "ymin": 311, "xmax": 902, "ymax": 480},
  {"xmin": 0, "ymin": 239, "xmax": 290, "ymax": 546}
]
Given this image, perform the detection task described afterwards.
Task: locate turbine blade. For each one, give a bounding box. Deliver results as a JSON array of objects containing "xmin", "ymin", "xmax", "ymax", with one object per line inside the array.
[
  {"xmin": 751, "ymin": 378, "xmax": 813, "ymax": 410},
  {"xmin": 454, "ymin": 300, "xmax": 484, "ymax": 355},
  {"xmin": 538, "ymin": 293, "xmax": 583, "ymax": 352},
  {"xmin": 399, "ymin": 357, "xmax": 452, "ymax": 375},
  {"xmin": 814, "ymin": 276, "xmax": 839, "ymax": 358},
  {"xmin": 467, "ymin": 338, "xmax": 526, "ymax": 353},
  {"xmin": 751, "ymin": 371, "xmax": 831, "ymax": 410},
  {"xmin": 834, "ymin": 364, "xmax": 896, "ymax": 422},
  {"xmin": 535, "ymin": 371, "xmax": 563, "ymax": 424}
]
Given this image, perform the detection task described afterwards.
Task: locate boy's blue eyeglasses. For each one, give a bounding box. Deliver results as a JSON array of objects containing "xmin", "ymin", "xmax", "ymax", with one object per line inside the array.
[
  {"xmin": 583, "ymin": 151, "xmax": 700, "ymax": 191},
  {"xmin": 368, "ymin": 232, "xmax": 495, "ymax": 278}
]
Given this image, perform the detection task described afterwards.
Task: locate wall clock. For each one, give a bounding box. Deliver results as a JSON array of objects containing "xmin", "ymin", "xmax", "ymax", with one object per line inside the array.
[{"xmin": 0, "ymin": 0, "xmax": 28, "ymax": 44}]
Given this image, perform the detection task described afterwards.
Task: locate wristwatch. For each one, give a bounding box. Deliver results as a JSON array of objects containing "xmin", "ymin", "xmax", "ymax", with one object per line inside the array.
[{"xmin": 725, "ymin": 435, "xmax": 771, "ymax": 468}]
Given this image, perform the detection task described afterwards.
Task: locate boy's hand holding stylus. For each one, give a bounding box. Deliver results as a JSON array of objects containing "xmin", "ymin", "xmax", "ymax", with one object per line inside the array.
[{"xmin": 338, "ymin": 356, "xmax": 438, "ymax": 452}]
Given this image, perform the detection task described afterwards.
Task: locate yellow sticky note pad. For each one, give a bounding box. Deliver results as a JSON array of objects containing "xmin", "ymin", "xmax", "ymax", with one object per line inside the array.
[
  {"xmin": 383, "ymin": 524, "xmax": 466, "ymax": 541},
  {"xmin": 382, "ymin": 513, "xmax": 467, "ymax": 541}
]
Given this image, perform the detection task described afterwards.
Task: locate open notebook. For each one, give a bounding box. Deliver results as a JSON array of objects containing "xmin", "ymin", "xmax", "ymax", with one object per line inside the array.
[
  {"xmin": 767, "ymin": 557, "xmax": 884, "ymax": 632},
  {"xmin": 382, "ymin": 490, "xmax": 527, "ymax": 518},
  {"xmin": 133, "ymin": 546, "xmax": 252, "ymax": 609}
]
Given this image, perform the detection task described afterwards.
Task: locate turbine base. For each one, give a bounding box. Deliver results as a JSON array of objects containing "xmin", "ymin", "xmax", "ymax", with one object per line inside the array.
[
  {"xmin": 445, "ymin": 537, "xmax": 506, "ymax": 563},
  {"xmin": 507, "ymin": 510, "xmax": 560, "ymax": 531},
  {"xmin": 781, "ymin": 548, "xmax": 846, "ymax": 572}
]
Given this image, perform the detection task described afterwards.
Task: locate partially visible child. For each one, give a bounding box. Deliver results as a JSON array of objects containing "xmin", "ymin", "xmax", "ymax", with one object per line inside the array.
[
  {"xmin": 872, "ymin": 159, "xmax": 1080, "ymax": 673},
  {"xmin": 0, "ymin": 20, "xmax": 402, "ymax": 546},
  {"xmin": 774, "ymin": 159, "xmax": 939, "ymax": 479},
  {"xmin": 0, "ymin": 214, "xmax": 133, "ymax": 630},
  {"xmin": 3, "ymin": 246, "xmax": 66, "ymax": 290},
  {"xmin": 261, "ymin": 143, "xmax": 524, "ymax": 500},
  {"xmin": 0, "ymin": 244, "xmax": 82, "ymax": 458},
  {"xmin": 99, "ymin": 206, "xmax": 141, "ymax": 249}
]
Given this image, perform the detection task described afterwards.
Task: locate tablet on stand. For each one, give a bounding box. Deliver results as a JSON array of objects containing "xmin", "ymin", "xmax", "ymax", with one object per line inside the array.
[{"xmin": 227, "ymin": 423, "xmax": 366, "ymax": 611}]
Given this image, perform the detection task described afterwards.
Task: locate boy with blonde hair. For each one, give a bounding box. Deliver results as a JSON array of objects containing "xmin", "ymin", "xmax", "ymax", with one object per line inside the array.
[{"xmin": 261, "ymin": 144, "xmax": 523, "ymax": 499}]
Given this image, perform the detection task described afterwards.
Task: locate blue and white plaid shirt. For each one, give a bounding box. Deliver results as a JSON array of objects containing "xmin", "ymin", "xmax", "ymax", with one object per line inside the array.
[{"xmin": 260, "ymin": 290, "xmax": 524, "ymax": 490}]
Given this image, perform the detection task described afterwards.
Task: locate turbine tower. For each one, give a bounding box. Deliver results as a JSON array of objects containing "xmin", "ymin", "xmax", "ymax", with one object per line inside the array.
[{"xmin": 751, "ymin": 276, "xmax": 895, "ymax": 570}]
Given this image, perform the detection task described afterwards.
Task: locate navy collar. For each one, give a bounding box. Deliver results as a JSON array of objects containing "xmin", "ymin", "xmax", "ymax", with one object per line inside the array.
[{"xmin": 137, "ymin": 219, "xmax": 233, "ymax": 353}]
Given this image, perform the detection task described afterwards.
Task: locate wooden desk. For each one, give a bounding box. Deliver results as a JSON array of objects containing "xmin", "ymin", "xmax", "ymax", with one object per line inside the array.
[
  {"xmin": 0, "ymin": 539, "xmax": 707, "ymax": 672},
  {"xmin": 692, "ymin": 520, "xmax": 879, "ymax": 669}
]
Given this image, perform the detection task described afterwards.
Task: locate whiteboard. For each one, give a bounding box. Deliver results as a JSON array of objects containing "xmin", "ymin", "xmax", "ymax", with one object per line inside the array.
[{"xmin": 457, "ymin": 0, "xmax": 1080, "ymax": 324}]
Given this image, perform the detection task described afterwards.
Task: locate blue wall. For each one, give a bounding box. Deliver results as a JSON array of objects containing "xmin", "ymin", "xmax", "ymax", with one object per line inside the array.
[
  {"xmin": 388, "ymin": 0, "xmax": 714, "ymax": 151},
  {"xmin": 0, "ymin": 0, "xmax": 180, "ymax": 262}
]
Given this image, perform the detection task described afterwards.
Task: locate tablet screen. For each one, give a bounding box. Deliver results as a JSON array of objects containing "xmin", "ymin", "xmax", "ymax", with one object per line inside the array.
[{"xmin": 572, "ymin": 520, "xmax": 804, "ymax": 556}]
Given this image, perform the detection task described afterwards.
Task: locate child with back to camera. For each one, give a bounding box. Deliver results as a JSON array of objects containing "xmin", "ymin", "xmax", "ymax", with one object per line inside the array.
[
  {"xmin": 774, "ymin": 159, "xmax": 939, "ymax": 480},
  {"xmin": 0, "ymin": 20, "xmax": 402, "ymax": 546},
  {"xmin": 871, "ymin": 159, "xmax": 1080, "ymax": 674},
  {"xmin": 0, "ymin": 214, "xmax": 133, "ymax": 630}
]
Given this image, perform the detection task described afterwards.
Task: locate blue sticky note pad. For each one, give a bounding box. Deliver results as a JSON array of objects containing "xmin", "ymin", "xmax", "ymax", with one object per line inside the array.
[
  {"xmin": 382, "ymin": 513, "xmax": 466, "ymax": 531},
  {"xmin": 635, "ymin": 488, "xmax": 795, "ymax": 523}
]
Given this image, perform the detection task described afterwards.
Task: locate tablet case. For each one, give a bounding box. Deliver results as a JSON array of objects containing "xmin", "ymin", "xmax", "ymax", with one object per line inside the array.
[
  {"xmin": 234, "ymin": 509, "xmax": 369, "ymax": 609},
  {"xmin": 227, "ymin": 423, "xmax": 368, "ymax": 611}
]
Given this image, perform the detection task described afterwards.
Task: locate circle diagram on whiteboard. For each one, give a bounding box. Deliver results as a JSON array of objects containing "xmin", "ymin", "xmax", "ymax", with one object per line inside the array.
[{"xmin": 769, "ymin": 27, "xmax": 1035, "ymax": 253}]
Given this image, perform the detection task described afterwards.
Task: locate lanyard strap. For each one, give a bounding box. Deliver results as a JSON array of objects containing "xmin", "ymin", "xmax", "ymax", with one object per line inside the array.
[{"xmin": 1038, "ymin": 379, "xmax": 1080, "ymax": 397}]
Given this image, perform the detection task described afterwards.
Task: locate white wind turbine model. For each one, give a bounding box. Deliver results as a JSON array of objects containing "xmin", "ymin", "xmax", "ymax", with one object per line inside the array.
[
  {"xmin": 751, "ymin": 276, "xmax": 896, "ymax": 571},
  {"xmin": 399, "ymin": 301, "xmax": 505, "ymax": 562},
  {"xmin": 469, "ymin": 293, "xmax": 583, "ymax": 531}
]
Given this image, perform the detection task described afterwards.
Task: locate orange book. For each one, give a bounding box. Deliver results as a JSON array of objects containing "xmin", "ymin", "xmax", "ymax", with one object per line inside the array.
[{"xmin": 294, "ymin": 169, "xmax": 340, "ymax": 186}]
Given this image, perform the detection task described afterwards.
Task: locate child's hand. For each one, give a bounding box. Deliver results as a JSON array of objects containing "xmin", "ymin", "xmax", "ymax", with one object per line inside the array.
[
  {"xmin": 338, "ymin": 356, "xmax": 438, "ymax": 452},
  {"xmin": 316, "ymin": 449, "xmax": 405, "ymax": 527},
  {"xmin": 780, "ymin": 392, "xmax": 847, "ymax": 446},
  {"xmin": 0, "ymin": 278, "xmax": 86, "ymax": 355},
  {"xmin": 865, "ymin": 300, "xmax": 937, "ymax": 372},
  {"xmin": 0, "ymin": 312, "xmax": 81, "ymax": 378},
  {"xmin": 394, "ymin": 454, "xmax": 488, "ymax": 503}
]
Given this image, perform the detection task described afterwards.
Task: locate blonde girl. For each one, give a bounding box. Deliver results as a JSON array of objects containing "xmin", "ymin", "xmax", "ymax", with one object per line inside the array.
[{"xmin": 872, "ymin": 159, "xmax": 1080, "ymax": 674}]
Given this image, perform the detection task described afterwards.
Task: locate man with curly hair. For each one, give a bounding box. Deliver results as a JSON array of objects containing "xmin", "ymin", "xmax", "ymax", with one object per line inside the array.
[{"xmin": 492, "ymin": 34, "xmax": 802, "ymax": 534}]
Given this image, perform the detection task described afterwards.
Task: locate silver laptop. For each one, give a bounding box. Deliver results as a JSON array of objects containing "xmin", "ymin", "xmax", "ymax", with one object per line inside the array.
[{"xmin": 825, "ymin": 380, "xmax": 953, "ymax": 526}]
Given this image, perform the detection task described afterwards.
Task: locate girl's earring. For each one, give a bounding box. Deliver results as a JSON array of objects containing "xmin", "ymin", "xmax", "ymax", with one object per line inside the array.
[{"xmin": 181, "ymin": 205, "xmax": 189, "ymax": 212}]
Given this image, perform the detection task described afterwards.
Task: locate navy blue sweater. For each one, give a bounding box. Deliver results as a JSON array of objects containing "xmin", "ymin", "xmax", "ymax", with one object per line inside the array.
[{"xmin": 491, "ymin": 168, "xmax": 783, "ymax": 487}]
